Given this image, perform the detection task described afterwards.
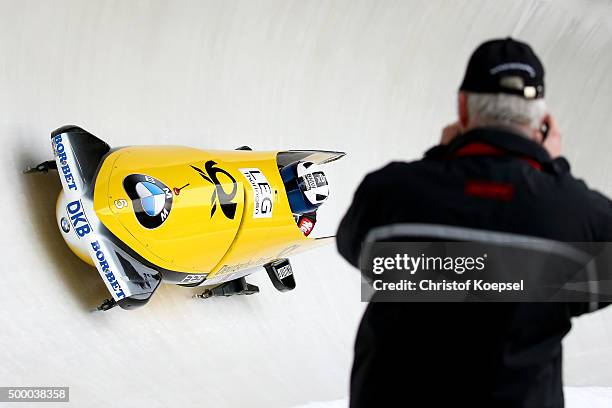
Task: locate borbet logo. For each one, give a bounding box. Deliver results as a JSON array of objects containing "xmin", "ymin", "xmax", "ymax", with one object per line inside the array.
[
  {"xmin": 53, "ymin": 135, "xmax": 78, "ymax": 191},
  {"xmin": 66, "ymin": 200, "xmax": 92, "ymax": 238},
  {"xmin": 91, "ymin": 240, "xmax": 126, "ymax": 299},
  {"xmin": 191, "ymin": 161, "xmax": 238, "ymax": 220}
]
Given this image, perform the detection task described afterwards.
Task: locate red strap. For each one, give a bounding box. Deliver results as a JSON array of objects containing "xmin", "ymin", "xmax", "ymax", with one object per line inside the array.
[
  {"xmin": 454, "ymin": 143, "xmax": 505, "ymax": 157},
  {"xmin": 465, "ymin": 180, "xmax": 514, "ymax": 201},
  {"xmin": 452, "ymin": 143, "xmax": 542, "ymax": 171}
]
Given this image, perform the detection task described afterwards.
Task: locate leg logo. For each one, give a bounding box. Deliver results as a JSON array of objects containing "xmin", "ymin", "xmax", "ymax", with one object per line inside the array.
[
  {"xmin": 123, "ymin": 174, "xmax": 173, "ymax": 229},
  {"xmin": 191, "ymin": 161, "xmax": 237, "ymax": 220}
]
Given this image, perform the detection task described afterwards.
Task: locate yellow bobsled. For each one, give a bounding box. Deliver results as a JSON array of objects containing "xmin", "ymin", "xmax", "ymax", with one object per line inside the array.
[{"xmin": 34, "ymin": 125, "xmax": 344, "ymax": 310}]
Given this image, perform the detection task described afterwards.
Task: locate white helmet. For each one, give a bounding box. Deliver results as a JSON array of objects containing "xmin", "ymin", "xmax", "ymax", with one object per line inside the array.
[
  {"xmin": 281, "ymin": 161, "xmax": 330, "ymax": 215},
  {"xmin": 297, "ymin": 162, "xmax": 329, "ymax": 206}
]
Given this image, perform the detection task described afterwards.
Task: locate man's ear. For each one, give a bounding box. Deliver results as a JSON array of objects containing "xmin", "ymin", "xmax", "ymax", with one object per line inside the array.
[{"xmin": 458, "ymin": 92, "xmax": 469, "ymax": 128}]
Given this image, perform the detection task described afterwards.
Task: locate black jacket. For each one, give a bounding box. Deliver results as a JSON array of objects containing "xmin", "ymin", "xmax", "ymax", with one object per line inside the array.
[{"xmin": 337, "ymin": 128, "xmax": 612, "ymax": 408}]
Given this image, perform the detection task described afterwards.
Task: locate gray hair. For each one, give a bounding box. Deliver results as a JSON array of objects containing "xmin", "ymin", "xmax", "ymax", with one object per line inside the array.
[{"xmin": 466, "ymin": 92, "xmax": 547, "ymax": 131}]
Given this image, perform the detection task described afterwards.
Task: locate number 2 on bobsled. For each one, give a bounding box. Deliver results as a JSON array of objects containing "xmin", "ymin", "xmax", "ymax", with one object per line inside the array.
[{"xmin": 26, "ymin": 125, "xmax": 345, "ymax": 311}]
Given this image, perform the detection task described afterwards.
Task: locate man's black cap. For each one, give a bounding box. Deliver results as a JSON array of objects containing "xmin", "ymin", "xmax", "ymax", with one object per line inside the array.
[{"xmin": 459, "ymin": 38, "xmax": 544, "ymax": 99}]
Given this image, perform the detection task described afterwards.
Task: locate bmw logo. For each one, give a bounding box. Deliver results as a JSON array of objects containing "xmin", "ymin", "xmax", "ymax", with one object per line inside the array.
[
  {"xmin": 123, "ymin": 174, "xmax": 173, "ymax": 229},
  {"xmin": 60, "ymin": 217, "xmax": 70, "ymax": 233}
]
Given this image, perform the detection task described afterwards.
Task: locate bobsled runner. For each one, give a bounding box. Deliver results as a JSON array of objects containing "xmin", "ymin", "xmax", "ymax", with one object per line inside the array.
[{"xmin": 26, "ymin": 125, "xmax": 344, "ymax": 311}]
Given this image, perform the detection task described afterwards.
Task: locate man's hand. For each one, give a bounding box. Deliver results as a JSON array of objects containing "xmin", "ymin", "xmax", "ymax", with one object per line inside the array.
[
  {"xmin": 440, "ymin": 121, "xmax": 463, "ymax": 145},
  {"xmin": 542, "ymin": 113, "xmax": 562, "ymax": 159}
]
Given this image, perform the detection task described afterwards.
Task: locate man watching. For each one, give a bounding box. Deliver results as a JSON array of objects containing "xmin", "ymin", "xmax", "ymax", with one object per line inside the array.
[{"xmin": 337, "ymin": 38, "xmax": 612, "ymax": 408}]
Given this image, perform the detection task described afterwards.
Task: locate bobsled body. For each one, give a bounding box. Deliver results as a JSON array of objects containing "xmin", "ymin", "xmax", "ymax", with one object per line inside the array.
[{"xmin": 51, "ymin": 126, "xmax": 343, "ymax": 309}]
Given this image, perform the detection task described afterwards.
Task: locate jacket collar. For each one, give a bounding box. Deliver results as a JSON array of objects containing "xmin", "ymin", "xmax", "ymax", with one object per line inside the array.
[{"xmin": 445, "ymin": 127, "xmax": 553, "ymax": 164}]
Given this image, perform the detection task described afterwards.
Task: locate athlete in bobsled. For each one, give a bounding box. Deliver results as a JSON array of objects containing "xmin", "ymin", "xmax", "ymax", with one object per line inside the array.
[
  {"xmin": 25, "ymin": 125, "xmax": 344, "ymax": 311},
  {"xmin": 282, "ymin": 161, "xmax": 330, "ymax": 237}
]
